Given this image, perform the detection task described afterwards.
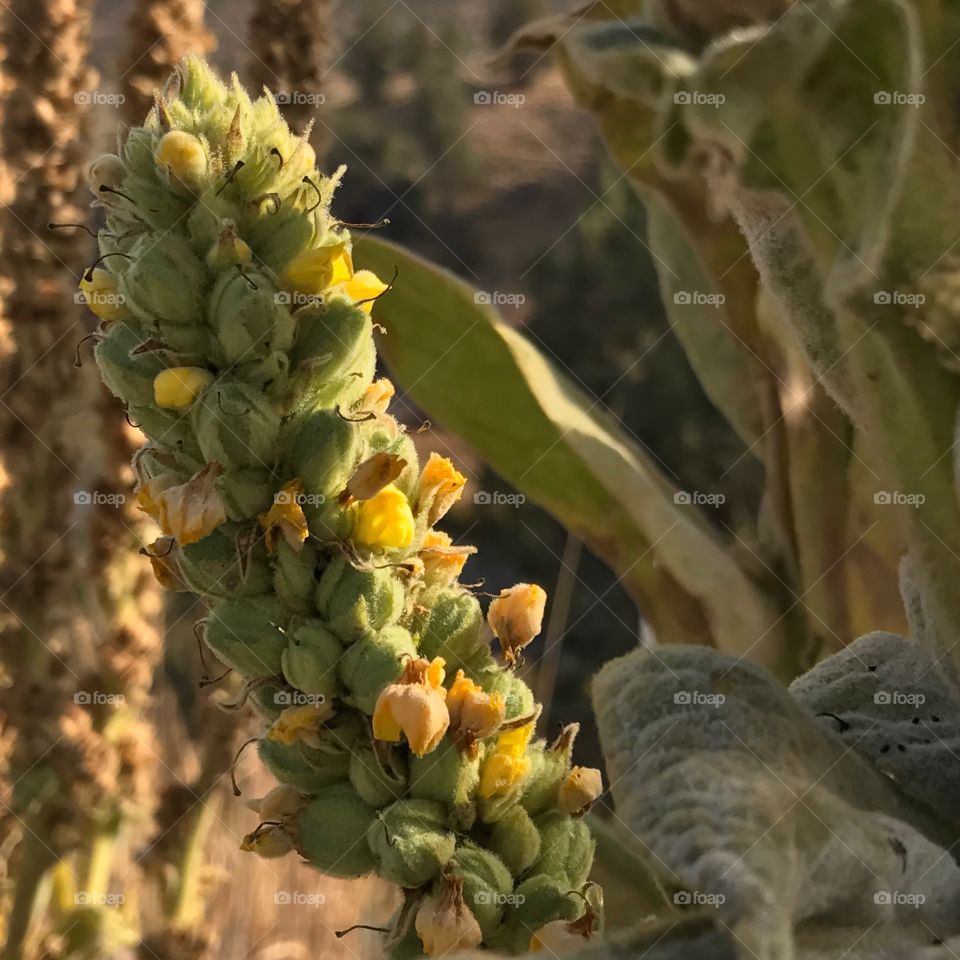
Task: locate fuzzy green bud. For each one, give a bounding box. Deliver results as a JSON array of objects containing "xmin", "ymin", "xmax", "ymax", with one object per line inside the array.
[
  {"xmin": 489, "ymin": 804, "xmax": 542, "ymax": 877},
  {"xmin": 447, "ymin": 841, "xmax": 514, "ymax": 940},
  {"xmin": 208, "ymin": 269, "xmax": 295, "ymax": 366},
  {"xmin": 204, "ymin": 595, "xmax": 288, "ymax": 678},
  {"xmin": 295, "ymin": 783, "xmax": 378, "ymax": 878},
  {"xmin": 258, "ymin": 737, "xmax": 348, "ymax": 791},
  {"xmin": 349, "ymin": 739, "xmax": 408, "ymax": 808},
  {"xmin": 192, "ymin": 380, "xmax": 280, "ymax": 469},
  {"xmin": 367, "ymin": 799, "xmax": 456, "ymax": 887},
  {"xmin": 177, "ymin": 524, "xmax": 272, "ymax": 600},
  {"xmin": 281, "ymin": 619, "xmax": 342, "ymax": 701},
  {"xmin": 529, "ymin": 811, "xmax": 595, "ymax": 890},
  {"xmin": 339, "ymin": 625, "xmax": 417, "ymax": 714},
  {"xmin": 488, "ymin": 874, "xmax": 580, "ymax": 954},
  {"xmin": 416, "ymin": 589, "xmax": 487, "ymax": 671},
  {"xmin": 409, "ymin": 739, "xmax": 480, "ymax": 827},
  {"xmin": 316, "ymin": 555, "xmax": 405, "ymax": 644}
]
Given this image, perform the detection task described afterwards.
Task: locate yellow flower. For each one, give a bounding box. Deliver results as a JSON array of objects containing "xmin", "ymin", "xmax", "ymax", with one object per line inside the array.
[
  {"xmin": 417, "ymin": 453, "xmax": 466, "ymax": 526},
  {"xmin": 154, "ymin": 130, "xmax": 207, "ymax": 187},
  {"xmin": 259, "ymin": 479, "xmax": 309, "ymax": 554},
  {"xmin": 446, "ymin": 669, "xmax": 505, "ymax": 755},
  {"xmin": 373, "ymin": 657, "xmax": 449, "ymax": 757},
  {"xmin": 334, "ymin": 269, "xmax": 389, "ymax": 314},
  {"xmin": 557, "ymin": 766, "xmax": 603, "ymax": 816},
  {"xmin": 353, "ymin": 483, "xmax": 415, "ymax": 551},
  {"xmin": 420, "ymin": 530, "xmax": 476, "ymax": 584},
  {"xmin": 488, "ymin": 583, "xmax": 547, "ymax": 667},
  {"xmin": 78, "ymin": 269, "xmax": 127, "ymax": 322},
  {"xmin": 206, "ymin": 221, "xmax": 252, "ymax": 267},
  {"xmin": 137, "ymin": 463, "xmax": 226, "ymax": 546},
  {"xmin": 267, "ymin": 701, "xmax": 335, "ymax": 749},
  {"xmin": 415, "ymin": 874, "xmax": 482, "ymax": 958},
  {"xmin": 240, "ymin": 825, "xmax": 294, "ymax": 859},
  {"xmin": 478, "ymin": 721, "xmax": 534, "ymax": 799},
  {"xmin": 284, "ymin": 242, "xmax": 352, "ymax": 295},
  {"xmin": 153, "ymin": 366, "xmax": 214, "ymax": 410},
  {"xmin": 361, "ymin": 378, "xmax": 395, "ymax": 414}
]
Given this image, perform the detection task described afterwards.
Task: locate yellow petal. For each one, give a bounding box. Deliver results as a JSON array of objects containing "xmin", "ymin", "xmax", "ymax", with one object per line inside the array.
[
  {"xmin": 154, "ymin": 462, "xmax": 226, "ymax": 546},
  {"xmin": 284, "ymin": 242, "xmax": 352, "ymax": 295},
  {"xmin": 78, "ymin": 269, "xmax": 126, "ymax": 322},
  {"xmin": 153, "ymin": 367, "xmax": 214, "ymax": 410},
  {"xmin": 259, "ymin": 479, "xmax": 309, "ymax": 554},
  {"xmin": 154, "ymin": 130, "xmax": 207, "ymax": 186},
  {"xmin": 336, "ymin": 269, "xmax": 388, "ymax": 314},
  {"xmin": 488, "ymin": 583, "xmax": 547, "ymax": 666},
  {"xmin": 418, "ymin": 453, "xmax": 466, "ymax": 525},
  {"xmin": 353, "ymin": 484, "xmax": 415, "ymax": 550}
]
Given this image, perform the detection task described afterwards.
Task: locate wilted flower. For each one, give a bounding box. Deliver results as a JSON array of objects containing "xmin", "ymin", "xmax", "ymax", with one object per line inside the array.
[
  {"xmin": 487, "ymin": 583, "xmax": 547, "ymax": 666},
  {"xmin": 240, "ymin": 824, "xmax": 295, "ymax": 859},
  {"xmin": 137, "ymin": 462, "xmax": 226, "ymax": 545},
  {"xmin": 361, "ymin": 378, "xmax": 395, "ymax": 414},
  {"xmin": 529, "ymin": 916, "xmax": 594, "ymax": 953},
  {"xmin": 418, "ymin": 453, "xmax": 467, "ymax": 525},
  {"xmin": 446, "ymin": 669, "xmax": 505, "ymax": 755},
  {"xmin": 558, "ymin": 766, "xmax": 603, "ymax": 816},
  {"xmin": 478, "ymin": 721, "xmax": 534, "ymax": 798},
  {"xmin": 260, "ymin": 479, "xmax": 309, "ymax": 553},
  {"xmin": 246, "ymin": 784, "xmax": 304, "ymax": 821},
  {"xmin": 144, "ymin": 537, "xmax": 185, "ymax": 590},
  {"xmin": 339, "ymin": 453, "xmax": 406, "ymax": 506},
  {"xmin": 353, "ymin": 483, "xmax": 415, "ymax": 550},
  {"xmin": 153, "ymin": 366, "xmax": 214, "ymax": 410},
  {"xmin": 420, "ymin": 530, "xmax": 476, "ymax": 584},
  {"xmin": 373, "ymin": 657, "xmax": 449, "ymax": 757},
  {"xmin": 415, "ymin": 873, "xmax": 483, "ymax": 957},
  {"xmin": 267, "ymin": 701, "xmax": 335, "ymax": 749}
]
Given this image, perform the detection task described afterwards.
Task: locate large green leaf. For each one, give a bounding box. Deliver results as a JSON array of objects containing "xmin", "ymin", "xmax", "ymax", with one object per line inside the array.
[{"xmin": 354, "ymin": 237, "xmax": 794, "ymax": 675}]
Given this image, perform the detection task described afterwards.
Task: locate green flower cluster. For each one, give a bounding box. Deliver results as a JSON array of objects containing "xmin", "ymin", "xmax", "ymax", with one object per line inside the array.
[{"xmin": 83, "ymin": 56, "xmax": 601, "ymax": 956}]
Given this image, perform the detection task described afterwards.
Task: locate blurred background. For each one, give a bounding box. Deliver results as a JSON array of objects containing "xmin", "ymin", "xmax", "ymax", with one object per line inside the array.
[{"xmin": 0, "ymin": 0, "xmax": 871, "ymax": 957}]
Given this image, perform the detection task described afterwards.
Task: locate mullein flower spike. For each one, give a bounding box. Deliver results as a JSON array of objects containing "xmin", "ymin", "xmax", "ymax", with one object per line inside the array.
[{"xmin": 84, "ymin": 56, "xmax": 598, "ymax": 955}]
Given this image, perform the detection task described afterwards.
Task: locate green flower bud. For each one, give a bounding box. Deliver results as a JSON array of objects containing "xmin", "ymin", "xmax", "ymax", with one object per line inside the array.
[
  {"xmin": 126, "ymin": 403, "xmax": 202, "ymax": 458},
  {"xmin": 245, "ymin": 201, "xmax": 318, "ymax": 271},
  {"xmin": 471, "ymin": 656, "xmax": 536, "ymax": 722},
  {"xmin": 192, "ymin": 380, "xmax": 280, "ymax": 469},
  {"xmin": 281, "ymin": 619, "xmax": 342, "ymax": 701},
  {"xmin": 295, "ymin": 783, "xmax": 378, "ymax": 878},
  {"xmin": 283, "ymin": 408, "xmax": 360, "ymax": 507},
  {"xmin": 488, "ymin": 805, "xmax": 542, "ymax": 877},
  {"xmin": 415, "ymin": 589, "xmax": 487, "ymax": 671},
  {"xmin": 207, "ymin": 269, "xmax": 295, "ymax": 366},
  {"xmin": 409, "ymin": 739, "xmax": 480, "ymax": 823},
  {"xmin": 447, "ymin": 841, "xmax": 514, "ymax": 940},
  {"xmin": 385, "ymin": 927, "xmax": 424, "ymax": 960},
  {"xmin": 286, "ymin": 300, "xmax": 376, "ymax": 413},
  {"xmin": 177, "ymin": 524, "xmax": 272, "ymax": 600},
  {"xmin": 274, "ymin": 539, "xmax": 323, "ymax": 615},
  {"xmin": 349, "ymin": 738, "xmax": 407, "ymax": 808},
  {"xmin": 521, "ymin": 724, "xmax": 578, "ymax": 817},
  {"xmin": 258, "ymin": 737, "xmax": 348, "ymax": 791},
  {"xmin": 364, "ymin": 428, "xmax": 420, "ymax": 502},
  {"xmin": 339, "ymin": 625, "xmax": 417, "ymax": 714},
  {"xmin": 217, "ymin": 465, "xmax": 275, "ymax": 520},
  {"xmin": 316, "ymin": 555, "xmax": 405, "ymax": 644},
  {"xmin": 529, "ymin": 811, "xmax": 595, "ymax": 890},
  {"xmin": 487, "ymin": 874, "xmax": 580, "ymax": 954},
  {"xmin": 367, "ymin": 799, "xmax": 456, "ymax": 887},
  {"xmin": 94, "ymin": 321, "xmax": 168, "ymax": 407},
  {"xmin": 120, "ymin": 233, "xmax": 206, "ymax": 328},
  {"xmin": 204, "ymin": 596, "xmax": 289, "ymax": 678}
]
